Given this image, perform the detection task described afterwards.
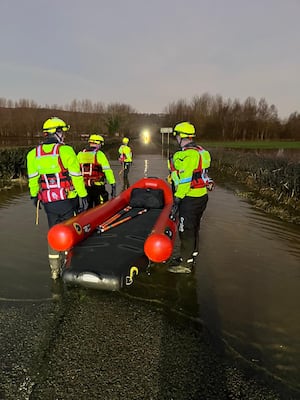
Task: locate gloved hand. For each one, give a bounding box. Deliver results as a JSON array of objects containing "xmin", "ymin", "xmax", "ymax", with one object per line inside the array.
[
  {"xmin": 111, "ymin": 184, "xmax": 116, "ymax": 198},
  {"xmin": 206, "ymin": 179, "xmax": 215, "ymax": 191},
  {"xmin": 169, "ymin": 197, "xmax": 181, "ymax": 221},
  {"xmin": 78, "ymin": 196, "xmax": 89, "ymax": 213},
  {"xmin": 31, "ymin": 196, "xmax": 41, "ymax": 209},
  {"xmin": 166, "ymin": 174, "xmax": 172, "ymax": 184}
]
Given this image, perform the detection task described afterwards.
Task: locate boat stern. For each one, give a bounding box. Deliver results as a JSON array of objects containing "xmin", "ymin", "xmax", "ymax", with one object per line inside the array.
[{"xmin": 62, "ymin": 270, "xmax": 121, "ymax": 291}]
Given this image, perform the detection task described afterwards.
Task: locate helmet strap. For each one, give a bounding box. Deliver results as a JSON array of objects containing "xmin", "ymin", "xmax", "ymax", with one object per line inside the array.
[
  {"xmin": 177, "ymin": 136, "xmax": 191, "ymax": 148},
  {"xmin": 54, "ymin": 131, "xmax": 65, "ymax": 144},
  {"xmin": 175, "ymin": 135, "xmax": 183, "ymax": 147}
]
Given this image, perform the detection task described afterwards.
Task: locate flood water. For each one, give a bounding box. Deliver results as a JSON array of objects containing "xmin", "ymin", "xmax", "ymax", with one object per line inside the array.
[{"xmin": 0, "ymin": 148, "xmax": 299, "ymax": 394}]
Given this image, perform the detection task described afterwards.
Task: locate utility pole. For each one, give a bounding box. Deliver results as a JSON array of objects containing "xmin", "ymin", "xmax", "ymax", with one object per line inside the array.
[{"xmin": 160, "ymin": 127, "xmax": 172, "ymax": 159}]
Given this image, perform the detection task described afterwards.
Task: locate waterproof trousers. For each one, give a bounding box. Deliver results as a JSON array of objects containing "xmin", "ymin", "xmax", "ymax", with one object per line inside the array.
[
  {"xmin": 43, "ymin": 198, "xmax": 77, "ymax": 278},
  {"xmin": 122, "ymin": 162, "xmax": 131, "ymax": 190},
  {"xmin": 178, "ymin": 194, "xmax": 208, "ymax": 263},
  {"xmin": 86, "ymin": 185, "xmax": 109, "ymax": 208}
]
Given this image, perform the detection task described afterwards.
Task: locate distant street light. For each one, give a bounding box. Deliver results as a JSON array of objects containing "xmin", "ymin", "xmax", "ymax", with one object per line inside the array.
[{"xmin": 141, "ymin": 129, "xmax": 150, "ymax": 144}]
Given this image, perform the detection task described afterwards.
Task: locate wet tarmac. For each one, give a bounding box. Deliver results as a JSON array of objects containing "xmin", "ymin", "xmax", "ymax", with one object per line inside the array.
[{"xmin": 0, "ymin": 289, "xmax": 293, "ymax": 400}]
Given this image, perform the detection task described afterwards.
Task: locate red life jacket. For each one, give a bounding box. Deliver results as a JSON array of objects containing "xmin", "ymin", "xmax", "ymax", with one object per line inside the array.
[
  {"xmin": 80, "ymin": 149, "xmax": 105, "ymax": 187},
  {"xmin": 171, "ymin": 145, "xmax": 208, "ymax": 189},
  {"xmin": 37, "ymin": 144, "xmax": 73, "ymax": 203},
  {"xmin": 168, "ymin": 153, "xmax": 175, "ymax": 172},
  {"xmin": 185, "ymin": 145, "xmax": 206, "ymax": 188}
]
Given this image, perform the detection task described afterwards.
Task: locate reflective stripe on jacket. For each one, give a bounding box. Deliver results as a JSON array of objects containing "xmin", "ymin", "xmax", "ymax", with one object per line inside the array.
[
  {"xmin": 37, "ymin": 144, "xmax": 72, "ymax": 202},
  {"xmin": 27, "ymin": 143, "xmax": 87, "ymax": 201}
]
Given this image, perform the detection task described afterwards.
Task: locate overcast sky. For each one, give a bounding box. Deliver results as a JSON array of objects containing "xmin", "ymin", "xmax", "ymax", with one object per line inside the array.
[{"xmin": 0, "ymin": 0, "xmax": 299, "ymax": 118}]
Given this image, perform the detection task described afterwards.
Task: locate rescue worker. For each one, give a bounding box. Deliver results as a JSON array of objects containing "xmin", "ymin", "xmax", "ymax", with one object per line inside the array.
[
  {"xmin": 77, "ymin": 134, "xmax": 116, "ymax": 208},
  {"xmin": 27, "ymin": 117, "xmax": 89, "ymax": 280},
  {"xmin": 118, "ymin": 137, "xmax": 133, "ymax": 190},
  {"xmin": 168, "ymin": 121, "xmax": 214, "ymax": 274}
]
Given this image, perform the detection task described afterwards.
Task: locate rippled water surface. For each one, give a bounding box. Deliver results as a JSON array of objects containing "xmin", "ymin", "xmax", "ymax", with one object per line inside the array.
[{"xmin": 0, "ymin": 150, "xmax": 299, "ymax": 392}]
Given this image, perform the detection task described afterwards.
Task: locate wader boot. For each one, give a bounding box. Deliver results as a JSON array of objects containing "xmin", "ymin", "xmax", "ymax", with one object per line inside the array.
[
  {"xmin": 48, "ymin": 256, "xmax": 61, "ymax": 280},
  {"xmin": 167, "ymin": 258, "xmax": 194, "ymax": 274},
  {"xmin": 168, "ymin": 250, "xmax": 199, "ymax": 274},
  {"xmin": 48, "ymin": 245, "xmax": 63, "ymax": 280}
]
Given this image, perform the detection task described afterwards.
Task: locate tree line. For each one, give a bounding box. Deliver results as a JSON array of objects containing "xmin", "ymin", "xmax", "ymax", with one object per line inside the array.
[
  {"xmin": 0, "ymin": 93, "xmax": 299, "ymax": 147},
  {"xmin": 0, "ymin": 99, "xmax": 164, "ymax": 147},
  {"xmin": 164, "ymin": 94, "xmax": 300, "ymax": 141}
]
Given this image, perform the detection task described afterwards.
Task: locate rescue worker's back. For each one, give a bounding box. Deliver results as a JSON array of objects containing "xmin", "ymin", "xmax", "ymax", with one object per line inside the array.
[{"xmin": 167, "ymin": 121, "xmax": 214, "ymax": 274}]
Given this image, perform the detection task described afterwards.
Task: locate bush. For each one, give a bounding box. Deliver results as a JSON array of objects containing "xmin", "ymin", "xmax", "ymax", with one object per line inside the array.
[
  {"xmin": 0, "ymin": 147, "xmax": 30, "ymax": 179},
  {"xmin": 210, "ymin": 148, "xmax": 300, "ymax": 222}
]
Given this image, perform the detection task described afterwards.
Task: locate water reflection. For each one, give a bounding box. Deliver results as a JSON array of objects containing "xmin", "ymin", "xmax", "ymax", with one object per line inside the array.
[
  {"xmin": 0, "ymin": 155, "xmax": 299, "ymax": 393},
  {"xmin": 196, "ymin": 187, "xmax": 300, "ymax": 390},
  {"xmin": 0, "ymin": 182, "xmax": 27, "ymax": 209}
]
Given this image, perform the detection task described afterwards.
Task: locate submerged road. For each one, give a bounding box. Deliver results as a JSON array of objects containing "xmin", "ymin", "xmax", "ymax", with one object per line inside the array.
[{"xmin": 0, "ymin": 144, "xmax": 299, "ymax": 399}]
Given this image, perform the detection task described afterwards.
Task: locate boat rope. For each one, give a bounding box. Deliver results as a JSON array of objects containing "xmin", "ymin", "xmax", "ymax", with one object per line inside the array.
[
  {"xmin": 35, "ymin": 199, "xmax": 41, "ymax": 225},
  {"xmin": 118, "ymin": 167, "xmax": 124, "ymax": 183}
]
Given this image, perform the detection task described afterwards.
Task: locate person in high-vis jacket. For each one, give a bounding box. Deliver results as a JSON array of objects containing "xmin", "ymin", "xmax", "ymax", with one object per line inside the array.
[
  {"xmin": 27, "ymin": 117, "xmax": 88, "ymax": 280},
  {"xmin": 77, "ymin": 134, "xmax": 116, "ymax": 208},
  {"xmin": 168, "ymin": 121, "xmax": 214, "ymax": 274},
  {"xmin": 118, "ymin": 137, "xmax": 132, "ymax": 190}
]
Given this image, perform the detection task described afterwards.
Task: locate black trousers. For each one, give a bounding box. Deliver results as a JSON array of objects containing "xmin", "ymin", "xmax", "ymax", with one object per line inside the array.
[
  {"xmin": 43, "ymin": 198, "xmax": 77, "ymax": 229},
  {"xmin": 122, "ymin": 162, "xmax": 131, "ymax": 190},
  {"xmin": 178, "ymin": 194, "xmax": 208, "ymax": 262},
  {"xmin": 86, "ymin": 185, "xmax": 109, "ymax": 208},
  {"xmin": 43, "ymin": 198, "xmax": 78, "ymax": 262}
]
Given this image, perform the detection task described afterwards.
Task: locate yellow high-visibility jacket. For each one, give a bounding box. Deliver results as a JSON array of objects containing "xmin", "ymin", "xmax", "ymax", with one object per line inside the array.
[
  {"xmin": 77, "ymin": 149, "xmax": 116, "ymax": 186},
  {"xmin": 27, "ymin": 143, "xmax": 87, "ymax": 200},
  {"xmin": 118, "ymin": 145, "xmax": 132, "ymax": 162},
  {"xmin": 171, "ymin": 145, "xmax": 211, "ymax": 199}
]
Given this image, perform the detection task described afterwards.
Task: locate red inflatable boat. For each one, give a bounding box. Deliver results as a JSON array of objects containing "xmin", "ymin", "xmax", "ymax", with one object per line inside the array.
[{"xmin": 48, "ymin": 177, "xmax": 177, "ymax": 290}]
